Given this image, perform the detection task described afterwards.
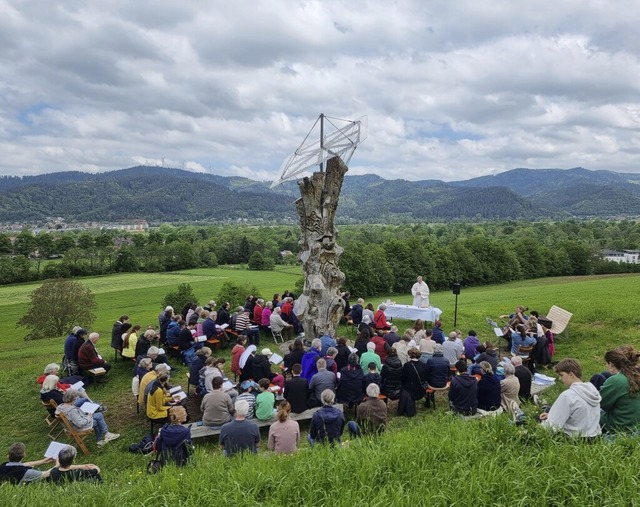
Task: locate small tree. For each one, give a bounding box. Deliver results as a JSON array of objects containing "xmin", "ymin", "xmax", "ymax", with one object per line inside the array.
[
  {"xmin": 162, "ymin": 283, "xmax": 198, "ymax": 313},
  {"xmin": 248, "ymin": 251, "xmax": 274, "ymax": 270},
  {"xmin": 216, "ymin": 280, "xmax": 261, "ymax": 309},
  {"xmin": 17, "ymin": 278, "xmax": 97, "ymax": 340}
]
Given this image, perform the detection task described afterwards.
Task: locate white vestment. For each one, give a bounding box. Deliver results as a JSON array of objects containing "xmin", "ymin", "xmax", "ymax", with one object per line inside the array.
[{"xmin": 411, "ymin": 281, "xmax": 430, "ymax": 307}]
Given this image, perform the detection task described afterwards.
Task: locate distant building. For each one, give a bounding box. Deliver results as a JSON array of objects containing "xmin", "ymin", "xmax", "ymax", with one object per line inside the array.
[{"xmin": 602, "ymin": 249, "xmax": 640, "ymax": 264}]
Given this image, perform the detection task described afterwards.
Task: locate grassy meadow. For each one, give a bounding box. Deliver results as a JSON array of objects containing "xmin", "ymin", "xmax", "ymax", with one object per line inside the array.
[{"xmin": 0, "ymin": 269, "xmax": 639, "ymax": 506}]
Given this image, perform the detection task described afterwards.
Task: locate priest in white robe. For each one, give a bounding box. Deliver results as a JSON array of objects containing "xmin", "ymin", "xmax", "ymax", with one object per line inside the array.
[{"xmin": 411, "ymin": 276, "xmax": 430, "ymax": 307}]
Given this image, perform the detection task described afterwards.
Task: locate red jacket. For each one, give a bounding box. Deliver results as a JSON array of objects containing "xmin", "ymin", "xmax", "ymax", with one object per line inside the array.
[
  {"xmin": 253, "ymin": 304, "xmax": 263, "ymax": 325},
  {"xmin": 374, "ymin": 310, "xmax": 390, "ymax": 330},
  {"xmin": 78, "ymin": 341, "xmax": 106, "ymax": 370},
  {"xmin": 371, "ymin": 335, "xmax": 389, "ymax": 363}
]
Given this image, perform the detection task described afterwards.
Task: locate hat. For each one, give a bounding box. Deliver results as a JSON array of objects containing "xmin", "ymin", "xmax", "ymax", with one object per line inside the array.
[
  {"xmin": 165, "ymin": 306, "xmax": 174, "ymax": 312},
  {"xmin": 261, "ymin": 348, "xmax": 273, "ymax": 356},
  {"xmin": 240, "ymin": 380, "xmax": 259, "ymax": 390}
]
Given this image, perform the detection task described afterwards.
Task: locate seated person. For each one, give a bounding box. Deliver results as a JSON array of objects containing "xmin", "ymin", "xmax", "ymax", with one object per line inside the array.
[
  {"xmin": 121, "ymin": 324, "xmax": 141, "ymax": 360},
  {"xmin": 539, "ymin": 358, "xmax": 601, "ymax": 437},
  {"xmin": 511, "ymin": 356, "xmax": 532, "ymax": 400},
  {"xmin": 500, "ymin": 362, "xmax": 523, "ymax": 418},
  {"xmin": 55, "ymin": 389, "xmax": 120, "ymax": 447},
  {"xmin": 360, "ymin": 342, "xmax": 382, "ymax": 373},
  {"xmin": 189, "ymin": 347, "xmax": 212, "ymax": 394},
  {"xmin": 37, "ymin": 362, "xmax": 83, "ymax": 390},
  {"xmin": 300, "ymin": 339, "xmax": 322, "ymax": 382},
  {"xmin": 203, "ymin": 357, "xmax": 238, "ymax": 399},
  {"xmin": 373, "ymin": 304, "xmax": 391, "ymax": 330},
  {"xmin": 165, "ymin": 315, "xmax": 183, "ymax": 347},
  {"xmin": 363, "ymin": 362, "xmax": 382, "ymax": 387},
  {"xmin": 0, "ymin": 443, "xmax": 53, "ymax": 484},
  {"xmin": 231, "ymin": 336, "xmax": 248, "ymax": 379},
  {"xmin": 140, "ymin": 364, "xmax": 170, "ymax": 404},
  {"xmin": 476, "ymin": 361, "xmax": 501, "ymax": 411},
  {"xmin": 201, "ymin": 376, "xmax": 235, "ymax": 427},
  {"xmin": 77, "ymin": 332, "xmax": 111, "ymax": 376},
  {"xmin": 336, "ymin": 354, "xmax": 364, "ymax": 407},
  {"xmin": 64, "ymin": 327, "xmax": 87, "ymax": 376},
  {"xmin": 255, "ymin": 378, "xmax": 276, "ymax": 421},
  {"xmin": 284, "ymin": 338, "xmax": 306, "ymax": 374},
  {"xmin": 134, "ymin": 328, "xmax": 157, "ymax": 359},
  {"xmin": 510, "ymin": 324, "xmax": 536, "ymax": 356},
  {"xmin": 48, "ymin": 445, "xmax": 102, "ymax": 483},
  {"xmin": 236, "ymin": 380, "xmax": 259, "ymax": 419},
  {"xmin": 270, "ymin": 307, "xmax": 294, "ymax": 341},
  {"xmin": 219, "ymin": 400, "xmax": 260, "ymax": 457},
  {"xmin": 598, "ymin": 347, "xmax": 640, "ymax": 433},
  {"xmin": 474, "ymin": 342, "xmax": 499, "ymax": 374},
  {"xmin": 154, "ymin": 406, "xmax": 193, "ymax": 466},
  {"xmin": 449, "ymin": 360, "xmax": 478, "ymax": 416},
  {"xmin": 308, "ymin": 389, "xmax": 345, "ymax": 446},
  {"xmin": 443, "ymin": 332, "xmax": 464, "ymax": 366},
  {"xmin": 425, "ymin": 344, "xmax": 450, "ymax": 388},
  {"xmin": 400, "ymin": 348, "xmax": 429, "ymax": 403},
  {"xmin": 234, "ymin": 306, "xmax": 261, "ymax": 346},
  {"xmin": 284, "ymin": 363, "xmax": 310, "ymax": 413},
  {"xmin": 463, "ymin": 330, "xmax": 481, "ymax": 362},
  {"xmin": 40, "ymin": 375, "xmax": 96, "ymax": 416},
  {"xmin": 267, "ymin": 401, "xmax": 300, "ymax": 455},
  {"xmin": 310, "ymin": 358, "xmax": 338, "ymax": 407},
  {"xmin": 381, "ymin": 349, "xmax": 403, "ymax": 400},
  {"xmin": 146, "ymin": 373, "xmax": 175, "ymax": 424},
  {"xmin": 253, "ymin": 348, "xmax": 277, "ymax": 382},
  {"xmin": 355, "ymin": 383, "xmax": 387, "ymax": 435},
  {"xmin": 350, "ymin": 298, "xmax": 364, "ymax": 326}
]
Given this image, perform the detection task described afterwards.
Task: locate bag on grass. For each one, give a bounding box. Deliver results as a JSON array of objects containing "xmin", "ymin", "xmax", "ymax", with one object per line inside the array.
[{"xmin": 129, "ymin": 433, "xmax": 154, "ymax": 454}]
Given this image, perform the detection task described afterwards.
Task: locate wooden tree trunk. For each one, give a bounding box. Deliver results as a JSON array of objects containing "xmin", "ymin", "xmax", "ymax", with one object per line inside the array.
[{"xmin": 295, "ymin": 156, "xmax": 347, "ymax": 339}]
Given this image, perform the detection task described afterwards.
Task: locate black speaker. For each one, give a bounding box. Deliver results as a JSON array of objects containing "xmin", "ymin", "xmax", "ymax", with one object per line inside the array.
[{"xmin": 452, "ymin": 283, "xmax": 461, "ymax": 295}]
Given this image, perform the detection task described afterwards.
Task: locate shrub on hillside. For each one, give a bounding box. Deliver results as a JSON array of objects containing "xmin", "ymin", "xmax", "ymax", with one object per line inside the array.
[
  {"xmin": 162, "ymin": 283, "xmax": 198, "ymax": 313},
  {"xmin": 17, "ymin": 278, "xmax": 97, "ymax": 340},
  {"xmin": 216, "ymin": 280, "xmax": 262, "ymax": 308}
]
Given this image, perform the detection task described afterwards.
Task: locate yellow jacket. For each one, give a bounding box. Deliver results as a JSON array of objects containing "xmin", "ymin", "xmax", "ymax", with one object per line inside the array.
[{"xmin": 146, "ymin": 383, "xmax": 172, "ymax": 420}]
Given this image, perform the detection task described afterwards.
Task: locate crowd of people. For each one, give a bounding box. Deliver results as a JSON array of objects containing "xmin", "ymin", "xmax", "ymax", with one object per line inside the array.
[{"xmin": 5, "ymin": 294, "xmax": 640, "ymax": 485}]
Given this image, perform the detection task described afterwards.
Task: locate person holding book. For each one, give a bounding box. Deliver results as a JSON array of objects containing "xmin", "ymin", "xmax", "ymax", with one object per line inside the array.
[
  {"xmin": 48, "ymin": 445, "xmax": 102, "ymax": 483},
  {"xmin": 55, "ymin": 389, "xmax": 119, "ymax": 447},
  {"xmin": 0, "ymin": 442, "xmax": 54, "ymax": 484},
  {"xmin": 78, "ymin": 332, "xmax": 111, "ymax": 376},
  {"xmin": 40, "ymin": 375, "xmax": 97, "ymax": 416},
  {"xmin": 201, "ymin": 376, "xmax": 235, "ymax": 427},
  {"xmin": 146, "ymin": 373, "xmax": 174, "ymax": 424}
]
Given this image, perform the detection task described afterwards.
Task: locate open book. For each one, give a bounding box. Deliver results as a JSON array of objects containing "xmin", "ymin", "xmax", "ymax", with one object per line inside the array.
[
  {"xmin": 196, "ymin": 335, "xmax": 207, "ymax": 342},
  {"xmin": 269, "ymin": 353, "xmax": 283, "ymax": 365},
  {"xmin": 70, "ymin": 381, "xmax": 84, "ymax": 391},
  {"xmin": 80, "ymin": 402, "xmax": 100, "ymax": 414}
]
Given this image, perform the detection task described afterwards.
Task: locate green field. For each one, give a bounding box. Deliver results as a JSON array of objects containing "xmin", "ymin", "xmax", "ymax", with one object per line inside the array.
[{"xmin": 1, "ymin": 269, "xmax": 639, "ymax": 506}]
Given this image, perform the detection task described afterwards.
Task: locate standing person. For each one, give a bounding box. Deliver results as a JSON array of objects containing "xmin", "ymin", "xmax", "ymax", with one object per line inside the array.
[
  {"xmin": 539, "ymin": 358, "xmax": 601, "ymax": 437},
  {"xmin": 0, "ymin": 443, "xmax": 53, "ymax": 484},
  {"xmin": 267, "ymin": 401, "xmax": 300, "ymax": 454},
  {"xmin": 411, "ymin": 276, "xmax": 430, "ymax": 307},
  {"xmin": 598, "ymin": 347, "xmax": 640, "ymax": 432},
  {"xmin": 219, "ymin": 400, "xmax": 260, "ymax": 457}
]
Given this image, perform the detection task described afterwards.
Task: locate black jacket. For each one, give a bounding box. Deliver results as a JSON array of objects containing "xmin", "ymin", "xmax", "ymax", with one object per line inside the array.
[
  {"xmin": 253, "ymin": 354, "xmax": 275, "ymax": 381},
  {"xmin": 335, "ymin": 344, "xmax": 351, "ymax": 372},
  {"xmin": 401, "ymin": 360, "xmax": 428, "ymax": 401},
  {"xmin": 426, "ymin": 353, "xmax": 450, "ymax": 388},
  {"xmin": 381, "ymin": 356, "xmax": 402, "ymax": 399},
  {"xmin": 284, "ymin": 376, "xmax": 309, "ymax": 413},
  {"xmin": 449, "ymin": 374, "xmax": 478, "ymax": 415},
  {"xmin": 336, "ymin": 365, "xmax": 365, "ymax": 404}
]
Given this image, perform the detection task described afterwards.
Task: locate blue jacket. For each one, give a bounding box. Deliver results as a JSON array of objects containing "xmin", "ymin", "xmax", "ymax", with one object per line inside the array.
[
  {"xmin": 449, "ymin": 374, "xmax": 478, "ymax": 415},
  {"xmin": 320, "ymin": 335, "xmax": 337, "ymax": 356},
  {"xmin": 301, "ymin": 349, "xmax": 321, "ymax": 383},
  {"xmin": 202, "ymin": 318, "xmax": 218, "ymax": 339},
  {"xmin": 425, "ymin": 353, "xmax": 450, "ymax": 388},
  {"xmin": 350, "ymin": 304, "xmax": 363, "ymax": 325},
  {"xmin": 309, "ymin": 405, "xmax": 345, "ymax": 444},
  {"xmin": 166, "ymin": 321, "xmax": 181, "ymax": 346},
  {"xmin": 477, "ymin": 373, "xmax": 501, "ymax": 411},
  {"xmin": 431, "ymin": 327, "xmax": 445, "ymax": 345}
]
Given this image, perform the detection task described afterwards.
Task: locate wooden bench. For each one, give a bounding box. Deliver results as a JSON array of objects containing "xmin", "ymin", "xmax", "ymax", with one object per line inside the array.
[
  {"xmin": 187, "ymin": 404, "xmax": 344, "ymax": 439},
  {"xmin": 425, "ymin": 384, "xmax": 449, "ymax": 409},
  {"xmin": 546, "ymin": 305, "xmax": 573, "ymax": 338},
  {"xmin": 55, "ymin": 407, "xmax": 94, "ymax": 455}
]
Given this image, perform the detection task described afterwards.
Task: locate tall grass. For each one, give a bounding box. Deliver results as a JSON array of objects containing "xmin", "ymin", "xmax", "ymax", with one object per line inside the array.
[{"xmin": 1, "ymin": 270, "xmax": 639, "ymax": 505}]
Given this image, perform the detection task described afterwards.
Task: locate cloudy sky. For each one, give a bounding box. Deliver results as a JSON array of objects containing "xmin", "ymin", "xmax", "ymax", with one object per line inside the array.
[{"xmin": 2, "ymin": 0, "xmax": 640, "ymax": 182}]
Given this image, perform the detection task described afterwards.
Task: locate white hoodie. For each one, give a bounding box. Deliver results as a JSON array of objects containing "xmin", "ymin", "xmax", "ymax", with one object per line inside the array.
[{"xmin": 542, "ymin": 382, "xmax": 602, "ymax": 437}]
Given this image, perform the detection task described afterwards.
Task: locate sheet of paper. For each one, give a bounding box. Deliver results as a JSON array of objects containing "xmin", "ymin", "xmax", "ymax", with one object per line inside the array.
[
  {"xmin": 169, "ymin": 386, "xmax": 182, "ymax": 394},
  {"xmin": 88, "ymin": 367, "xmax": 106, "ymax": 374},
  {"xmin": 172, "ymin": 391, "xmax": 187, "ymax": 401},
  {"xmin": 44, "ymin": 441, "xmax": 67, "ymax": 459},
  {"xmin": 80, "ymin": 402, "xmax": 100, "ymax": 414},
  {"xmin": 157, "ymin": 348, "xmax": 165, "ymax": 354},
  {"xmin": 220, "ymin": 323, "xmax": 229, "ymax": 329},
  {"xmin": 222, "ymin": 381, "xmax": 234, "ymax": 391},
  {"xmin": 269, "ymin": 353, "xmax": 283, "ymax": 365},
  {"xmin": 70, "ymin": 381, "xmax": 84, "ymax": 390},
  {"xmin": 196, "ymin": 335, "xmax": 207, "ymax": 342},
  {"xmin": 348, "ymin": 346, "xmax": 358, "ymax": 354},
  {"xmin": 164, "ymin": 364, "xmax": 172, "ymax": 371}
]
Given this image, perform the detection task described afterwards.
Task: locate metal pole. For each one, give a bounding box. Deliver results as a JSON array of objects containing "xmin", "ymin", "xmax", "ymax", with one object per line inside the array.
[
  {"xmin": 319, "ymin": 113, "xmax": 324, "ymax": 172},
  {"xmin": 454, "ymin": 293, "xmax": 459, "ymax": 327}
]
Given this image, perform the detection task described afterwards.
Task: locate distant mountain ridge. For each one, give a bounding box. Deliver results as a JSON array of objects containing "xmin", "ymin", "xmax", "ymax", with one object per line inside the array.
[{"xmin": 1, "ymin": 165, "xmax": 640, "ymax": 222}]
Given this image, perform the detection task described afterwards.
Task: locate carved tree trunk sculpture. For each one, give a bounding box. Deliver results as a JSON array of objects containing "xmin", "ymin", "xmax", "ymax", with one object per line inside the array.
[{"xmin": 295, "ymin": 156, "xmax": 347, "ymax": 339}]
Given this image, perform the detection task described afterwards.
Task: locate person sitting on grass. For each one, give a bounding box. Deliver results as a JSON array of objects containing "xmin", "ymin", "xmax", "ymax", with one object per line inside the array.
[
  {"xmin": 511, "ymin": 356, "xmax": 532, "ymax": 401},
  {"xmin": 308, "ymin": 389, "xmax": 345, "ymax": 447},
  {"xmin": 477, "ymin": 361, "xmax": 502, "ymax": 412},
  {"xmin": 598, "ymin": 347, "xmax": 640, "ymax": 433},
  {"xmin": 501, "ymin": 361, "xmax": 524, "ymax": 421},
  {"xmin": 154, "ymin": 406, "xmax": 193, "ymax": 466},
  {"xmin": 267, "ymin": 401, "xmax": 300, "ymax": 455},
  {"xmin": 219, "ymin": 400, "xmax": 260, "ymax": 457},
  {"xmin": 201, "ymin": 376, "xmax": 234, "ymax": 428},
  {"xmin": 449, "ymin": 360, "xmax": 478, "ymax": 416},
  {"xmin": 0, "ymin": 442, "xmax": 53, "ymax": 484},
  {"xmin": 255, "ymin": 378, "xmax": 276, "ymax": 421},
  {"xmin": 48, "ymin": 445, "xmax": 102, "ymax": 484},
  {"xmin": 354, "ymin": 383, "xmax": 388, "ymax": 435},
  {"xmin": 539, "ymin": 358, "xmax": 601, "ymax": 438},
  {"xmin": 55, "ymin": 389, "xmax": 120, "ymax": 447},
  {"xmin": 363, "ymin": 361, "xmax": 382, "ymax": 387}
]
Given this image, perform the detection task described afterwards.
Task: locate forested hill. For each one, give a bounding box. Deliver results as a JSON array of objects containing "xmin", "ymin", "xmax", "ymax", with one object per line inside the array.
[{"xmin": 1, "ymin": 165, "xmax": 640, "ymax": 222}]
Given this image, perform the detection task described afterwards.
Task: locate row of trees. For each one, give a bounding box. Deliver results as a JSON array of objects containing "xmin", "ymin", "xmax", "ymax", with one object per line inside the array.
[{"xmin": 2, "ymin": 220, "xmax": 640, "ymax": 292}]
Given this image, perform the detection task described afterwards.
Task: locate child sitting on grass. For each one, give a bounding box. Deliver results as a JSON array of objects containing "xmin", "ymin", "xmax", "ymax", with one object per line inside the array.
[
  {"xmin": 255, "ymin": 378, "xmax": 276, "ymax": 421},
  {"xmin": 363, "ymin": 362, "xmax": 381, "ymax": 387}
]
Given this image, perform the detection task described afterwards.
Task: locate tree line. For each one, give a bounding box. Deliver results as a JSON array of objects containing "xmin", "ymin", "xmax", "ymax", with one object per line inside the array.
[{"xmin": 1, "ymin": 220, "xmax": 639, "ymax": 294}]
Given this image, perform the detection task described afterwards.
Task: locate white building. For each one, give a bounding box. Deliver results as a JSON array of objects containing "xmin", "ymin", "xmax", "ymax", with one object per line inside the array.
[{"xmin": 602, "ymin": 249, "xmax": 640, "ymax": 264}]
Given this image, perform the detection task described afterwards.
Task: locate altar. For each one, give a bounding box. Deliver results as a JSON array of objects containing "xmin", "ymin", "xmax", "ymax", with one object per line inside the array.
[{"xmin": 383, "ymin": 304, "xmax": 442, "ymax": 322}]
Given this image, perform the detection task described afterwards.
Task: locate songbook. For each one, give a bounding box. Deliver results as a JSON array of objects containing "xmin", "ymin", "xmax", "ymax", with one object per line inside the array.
[
  {"xmin": 80, "ymin": 402, "xmax": 100, "ymax": 414},
  {"xmin": 219, "ymin": 323, "xmax": 229, "ymax": 329},
  {"xmin": 348, "ymin": 346, "xmax": 358, "ymax": 354},
  {"xmin": 44, "ymin": 441, "xmax": 67, "ymax": 459},
  {"xmin": 70, "ymin": 381, "xmax": 84, "ymax": 391},
  {"xmin": 493, "ymin": 327, "xmax": 503, "ymax": 337},
  {"xmin": 222, "ymin": 380, "xmax": 234, "ymax": 391},
  {"xmin": 269, "ymin": 353, "xmax": 283, "ymax": 365},
  {"xmin": 169, "ymin": 386, "xmax": 182, "ymax": 394},
  {"xmin": 172, "ymin": 391, "xmax": 187, "ymax": 401},
  {"xmin": 196, "ymin": 335, "xmax": 207, "ymax": 342},
  {"xmin": 88, "ymin": 367, "xmax": 106, "ymax": 374}
]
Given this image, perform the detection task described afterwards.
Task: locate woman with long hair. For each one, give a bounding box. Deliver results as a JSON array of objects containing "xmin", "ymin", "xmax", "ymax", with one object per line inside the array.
[
  {"xmin": 121, "ymin": 324, "xmax": 141, "ymax": 359},
  {"xmin": 267, "ymin": 401, "xmax": 300, "ymax": 454},
  {"xmin": 599, "ymin": 346, "xmax": 640, "ymax": 432}
]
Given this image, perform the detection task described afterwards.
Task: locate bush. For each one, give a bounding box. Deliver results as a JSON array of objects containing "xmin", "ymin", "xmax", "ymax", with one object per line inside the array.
[
  {"xmin": 248, "ymin": 251, "xmax": 275, "ymax": 270},
  {"xmin": 162, "ymin": 283, "xmax": 198, "ymax": 313},
  {"xmin": 216, "ymin": 280, "xmax": 262, "ymax": 309},
  {"xmin": 17, "ymin": 278, "xmax": 97, "ymax": 340}
]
